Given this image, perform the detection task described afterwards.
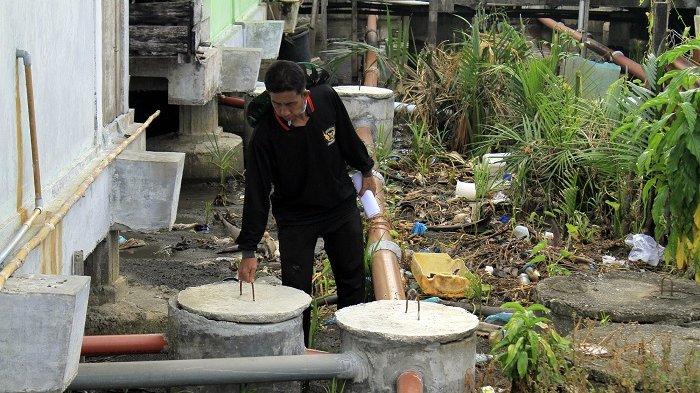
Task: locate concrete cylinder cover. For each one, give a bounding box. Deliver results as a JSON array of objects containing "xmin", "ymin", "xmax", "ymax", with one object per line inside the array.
[
  {"xmin": 333, "ymin": 86, "xmax": 395, "ymax": 147},
  {"xmin": 336, "ymin": 300, "xmax": 480, "ymax": 392},
  {"xmin": 167, "ymin": 282, "xmax": 311, "ymax": 392}
]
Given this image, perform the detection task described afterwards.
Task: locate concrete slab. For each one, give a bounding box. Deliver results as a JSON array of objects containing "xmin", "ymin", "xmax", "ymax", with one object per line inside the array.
[
  {"xmin": 335, "ymin": 300, "xmax": 479, "ymax": 344},
  {"xmin": 0, "ymin": 274, "xmax": 90, "ymax": 393},
  {"xmin": 536, "ymin": 271, "xmax": 700, "ymax": 334},
  {"xmin": 130, "ymin": 47, "xmax": 222, "ymax": 105},
  {"xmin": 220, "ymin": 47, "xmax": 262, "ymax": 93},
  {"xmin": 111, "ymin": 150, "xmax": 185, "ymax": 231},
  {"xmin": 575, "ymin": 323, "xmax": 700, "ymax": 386},
  {"xmin": 177, "ymin": 281, "xmax": 311, "ymax": 323}
]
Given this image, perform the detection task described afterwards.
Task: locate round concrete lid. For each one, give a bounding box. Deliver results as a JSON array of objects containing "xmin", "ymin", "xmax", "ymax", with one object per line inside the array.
[
  {"xmin": 535, "ymin": 271, "xmax": 700, "ymax": 324},
  {"xmin": 333, "ymin": 86, "xmax": 394, "ymax": 99},
  {"xmin": 335, "ymin": 300, "xmax": 479, "ymax": 344},
  {"xmin": 176, "ymin": 282, "xmax": 311, "ymax": 324}
]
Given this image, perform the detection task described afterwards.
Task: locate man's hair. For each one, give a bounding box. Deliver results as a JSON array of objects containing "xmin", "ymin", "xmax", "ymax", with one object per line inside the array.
[{"xmin": 265, "ymin": 60, "xmax": 306, "ymax": 94}]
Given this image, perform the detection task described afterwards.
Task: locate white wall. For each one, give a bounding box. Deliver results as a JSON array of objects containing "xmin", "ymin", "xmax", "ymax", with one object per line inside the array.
[{"xmin": 0, "ymin": 1, "xmax": 127, "ymax": 274}]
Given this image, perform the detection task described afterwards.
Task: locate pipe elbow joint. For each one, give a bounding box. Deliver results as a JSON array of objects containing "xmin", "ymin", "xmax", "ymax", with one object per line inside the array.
[{"xmin": 16, "ymin": 49, "xmax": 31, "ymax": 65}]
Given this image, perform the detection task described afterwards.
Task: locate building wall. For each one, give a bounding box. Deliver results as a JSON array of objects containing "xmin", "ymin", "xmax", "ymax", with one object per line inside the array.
[
  {"xmin": 0, "ymin": 0, "xmax": 128, "ymax": 274},
  {"xmin": 206, "ymin": 0, "xmax": 260, "ymax": 42}
]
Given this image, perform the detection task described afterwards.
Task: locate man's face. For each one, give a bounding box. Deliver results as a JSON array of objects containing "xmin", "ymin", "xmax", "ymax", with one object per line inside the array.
[{"xmin": 270, "ymin": 90, "xmax": 308, "ymax": 123}]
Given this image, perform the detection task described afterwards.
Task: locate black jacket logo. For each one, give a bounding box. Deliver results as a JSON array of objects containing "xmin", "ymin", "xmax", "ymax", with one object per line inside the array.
[{"xmin": 323, "ymin": 126, "xmax": 336, "ymax": 145}]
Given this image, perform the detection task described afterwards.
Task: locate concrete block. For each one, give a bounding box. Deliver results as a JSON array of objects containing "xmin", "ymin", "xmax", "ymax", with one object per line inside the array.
[
  {"xmin": 220, "ymin": 47, "xmax": 262, "ymax": 93},
  {"xmin": 240, "ymin": 20, "xmax": 284, "ymax": 59},
  {"xmin": 148, "ymin": 129, "xmax": 243, "ymax": 180},
  {"xmin": 130, "ymin": 47, "xmax": 222, "ymax": 105},
  {"xmin": 0, "ymin": 274, "xmax": 90, "ymax": 393},
  {"xmin": 111, "ymin": 150, "xmax": 185, "ymax": 230}
]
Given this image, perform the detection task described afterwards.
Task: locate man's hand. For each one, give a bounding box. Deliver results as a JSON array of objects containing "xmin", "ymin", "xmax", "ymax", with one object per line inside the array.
[
  {"xmin": 358, "ymin": 174, "xmax": 377, "ymax": 197},
  {"xmin": 239, "ymin": 257, "xmax": 258, "ymax": 283}
]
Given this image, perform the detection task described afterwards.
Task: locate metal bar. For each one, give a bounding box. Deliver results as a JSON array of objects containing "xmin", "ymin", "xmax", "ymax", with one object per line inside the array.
[
  {"xmin": 577, "ymin": 0, "xmax": 590, "ymax": 56},
  {"xmin": 69, "ymin": 354, "xmax": 359, "ymax": 389}
]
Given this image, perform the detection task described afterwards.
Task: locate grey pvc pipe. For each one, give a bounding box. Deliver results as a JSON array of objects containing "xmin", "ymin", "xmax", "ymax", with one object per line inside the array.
[{"xmin": 69, "ymin": 354, "xmax": 361, "ymax": 389}]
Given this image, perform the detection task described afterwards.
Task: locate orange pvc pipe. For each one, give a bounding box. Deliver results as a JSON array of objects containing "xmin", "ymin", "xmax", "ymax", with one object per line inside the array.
[
  {"xmin": 218, "ymin": 94, "xmax": 246, "ymax": 109},
  {"xmin": 397, "ymin": 371, "xmax": 424, "ymax": 393},
  {"xmin": 81, "ymin": 334, "xmax": 168, "ymax": 356},
  {"xmin": 364, "ymin": 14, "xmax": 379, "ymax": 87}
]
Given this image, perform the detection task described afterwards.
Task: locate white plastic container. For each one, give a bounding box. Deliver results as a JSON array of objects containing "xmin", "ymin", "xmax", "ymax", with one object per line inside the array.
[
  {"xmin": 350, "ymin": 171, "xmax": 381, "ymax": 218},
  {"xmin": 482, "ymin": 153, "xmax": 510, "ymax": 176},
  {"xmin": 455, "ymin": 181, "xmax": 476, "ymax": 200}
]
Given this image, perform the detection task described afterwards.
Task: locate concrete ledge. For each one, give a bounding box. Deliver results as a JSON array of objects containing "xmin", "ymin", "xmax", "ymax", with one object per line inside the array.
[
  {"xmin": 147, "ymin": 129, "xmax": 243, "ymax": 180},
  {"xmin": 0, "ymin": 274, "xmax": 90, "ymax": 393},
  {"xmin": 130, "ymin": 47, "xmax": 222, "ymax": 105},
  {"xmin": 111, "ymin": 150, "xmax": 185, "ymax": 231}
]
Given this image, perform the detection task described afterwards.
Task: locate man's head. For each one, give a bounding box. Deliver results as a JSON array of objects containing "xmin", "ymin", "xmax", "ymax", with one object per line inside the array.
[{"xmin": 265, "ymin": 60, "xmax": 308, "ymax": 123}]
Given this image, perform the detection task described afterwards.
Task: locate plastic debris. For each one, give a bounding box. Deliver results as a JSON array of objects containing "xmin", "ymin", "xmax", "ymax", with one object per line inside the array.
[
  {"xmin": 484, "ymin": 265, "xmax": 494, "ymax": 275},
  {"xmin": 518, "ymin": 273, "xmax": 531, "ymax": 285},
  {"xmin": 455, "ymin": 181, "xmax": 477, "ymax": 200},
  {"xmin": 117, "ymin": 235, "xmax": 127, "ymax": 245},
  {"xmin": 491, "ymin": 190, "xmax": 509, "ymax": 204},
  {"xmin": 513, "ymin": 225, "xmax": 530, "ymax": 240},
  {"xmin": 543, "ymin": 231, "xmax": 554, "ymax": 240},
  {"xmin": 577, "ymin": 343, "xmax": 611, "ymax": 357},
  {"xmin": 119, "ymin": 238, "xmax": 146, "ymax": 250},
  {"xmin": 194, "ymin": 224, "xmax": 210, "ymax": 233},
  {"xmin": 484, "ymin": 312, "xmax": 513, "ymax": 325},
  {"xmin": 498, "ymin": 215, "xmax": 510, "ymax": 224},
  {"xmin": 602, "ymin": 255, "xmax": 626, "ymax": 266},
  {"xmin": 625, "ymin": 234, "xmax": 664, "ymax": 266},
  {"xmin": 411, "ymin": 222, "xmax": 428, "ymax": 236},
  {"xmin": 503, "ymin": 172, "xmax": 512, "ymax": 181},
  {"xmin": 475, "ymin": 353, "xmax": 493, "ymax": 364},
  {"xmin": 523, "ymin": 264, "xmax": 541, "ymax": 281},
  {"xmin": 423, "ymin": 297, "xmax": 441, "ymax": 303},
  {"xmin": 172, "ymin": 222, "xmax": 198, "ymax": 231},
  {"xmin": 410, "ymin": 253, "xmax": 476, "ymax": 298},
  {"xmin": 323, "ymin": 316, "xmax": 337, "ymax": 326},
  {"xmin": 481, "ymin": 386, "xmax": 496, "ymax": 393}
]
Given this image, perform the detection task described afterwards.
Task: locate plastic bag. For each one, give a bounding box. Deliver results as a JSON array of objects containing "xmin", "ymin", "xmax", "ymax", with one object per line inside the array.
[{"xmin": 625, "ymin": 234, "xmax": 664, "ymax": 266}]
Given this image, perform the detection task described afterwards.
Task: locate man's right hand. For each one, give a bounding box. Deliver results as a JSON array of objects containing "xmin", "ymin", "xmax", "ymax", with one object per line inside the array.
[{"xmin": 239, "ymin": 257, "xmax": 258, "ymax": 283}]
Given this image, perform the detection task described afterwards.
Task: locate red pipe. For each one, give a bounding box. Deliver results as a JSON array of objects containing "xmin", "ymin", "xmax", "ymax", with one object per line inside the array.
[
  {"xmin": 538, "ymin": 17, "xmax": 647, "ymax": 82},
  {"xmin": 397, "ymin": 371, "xmax": 424, "ymax": 393},
  {"xmin": 81, "ymin": 334, "xmax": 168, "ymax": 356},
  {"xmin": 218, "ymin": 94, "xmax": 245, "ymax": 109}
]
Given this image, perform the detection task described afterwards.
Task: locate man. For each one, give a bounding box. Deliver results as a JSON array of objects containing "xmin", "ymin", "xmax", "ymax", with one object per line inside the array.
[{"xmin": 235, "ymin": 60, "xmax": 376, "ymax": 341}]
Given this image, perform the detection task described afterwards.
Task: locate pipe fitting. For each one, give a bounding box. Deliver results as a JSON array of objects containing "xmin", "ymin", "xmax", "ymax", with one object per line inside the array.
[
  {"xmin": 366, "ymin": 240, "xmax": 402, "ymax": 260},
  {"xmin": 16, "ymin": 49, "xmax": 31, "ymax": 65}
]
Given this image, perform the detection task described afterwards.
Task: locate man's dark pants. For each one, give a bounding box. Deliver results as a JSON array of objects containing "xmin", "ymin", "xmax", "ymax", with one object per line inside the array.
[{"xmin": 278, "ymin": 208, "xmax": 366, "ymax": 344}]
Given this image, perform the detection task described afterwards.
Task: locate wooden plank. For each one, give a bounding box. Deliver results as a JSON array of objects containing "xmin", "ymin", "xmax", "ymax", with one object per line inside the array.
[
  {"xmin": 129, "ymin": 25, "xmax": 190, "ymax": 56},
  {"xmin": 129, "ymin": 0, "xmax": 192, "ymax": 26}
]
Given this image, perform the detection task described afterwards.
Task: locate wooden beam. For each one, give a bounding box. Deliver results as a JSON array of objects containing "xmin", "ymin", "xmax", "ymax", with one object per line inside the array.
[
  {"xmin": 651, "ymin": 0, "xmax": 670, "ymax": 55},
  {"xmin": 428, "ymin": 0, "xmax": 438, "ymax": 46},
  {"xmin": 129, "ymin": 0, "xmax": 192, "ymax": 26},
  {"xmin": 351, "ymin": 0, "xmax": 358, "ymax": 81},
  {"xmin": 129, "ymin": 25, "xmax": 189, "ymax": 56}
]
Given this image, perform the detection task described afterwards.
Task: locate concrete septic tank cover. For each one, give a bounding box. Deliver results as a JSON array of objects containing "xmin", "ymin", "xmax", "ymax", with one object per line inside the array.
[
  {"xmin": 177, "ymin": 282, "xmax": 311, "ymax": 323},
  {"xmin": 333, "ymin": 85, "xmax": 394, "ymax": 99},
  {"xmin": 335, "ymin": 300, "xmax": 479, "ymax": 344},
  {"xmin": 536, "ymin": 271, "xmax": 700, "ymax": 325}
]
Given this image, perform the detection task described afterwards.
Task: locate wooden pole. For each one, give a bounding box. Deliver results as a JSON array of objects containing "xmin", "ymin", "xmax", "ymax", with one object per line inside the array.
[
  {"xmin": 309, "ymin": 0, "xmax": 319, "ymax": 54},
  {"xmin": 320, "ymin": 0, "xmax": 328, "ymax": 51},
  {"xmin": 428, "ymin": 0, "xmax": 438, "ymax": 47},
  {"xmin": 351, "ymin": 0, "xmax": 358, "ymax": 82},
  {"xmin": 651, "ymin": 1, "xmax": 670, "ymax": 55}
]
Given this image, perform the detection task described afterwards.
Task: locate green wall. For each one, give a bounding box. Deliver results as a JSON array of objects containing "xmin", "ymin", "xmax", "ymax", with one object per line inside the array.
[{"xmin": 206, "ymin": 0, "xmax": 260, "ymax": 42}]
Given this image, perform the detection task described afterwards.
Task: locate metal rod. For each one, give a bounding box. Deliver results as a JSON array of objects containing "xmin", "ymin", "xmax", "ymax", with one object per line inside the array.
[
  {"xmin": 68, "ymin": 354, "xmax": 360, "ymax": 390},
  {"xmin": 577, "ymin": 0, "xmax": 590, "ymax": 57},
  {"xmin": 252, "ymin": 282, "xmax": 255, "ymax": 301},
  {"xmin": 0, "ymin": 110, "xmax": 160, "ymax": 290}
]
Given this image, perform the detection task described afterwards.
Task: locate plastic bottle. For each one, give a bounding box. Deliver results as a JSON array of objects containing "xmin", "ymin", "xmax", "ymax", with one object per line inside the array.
[{"xmin": 350, "ymin": 171, "xmax": 381, "ymax": 218}]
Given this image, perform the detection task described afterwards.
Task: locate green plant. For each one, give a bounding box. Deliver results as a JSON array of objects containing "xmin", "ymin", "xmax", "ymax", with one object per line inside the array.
[
  {"xmin": 308, "ymin": 299, "xmax": 320, "ymax": 349},
  {"xmin": 617, "ymin": 40, "xmax": 700, "ymax": 280},
  {"xmin": 374, "ymin": 124, "xmax": 393, "ymax": 173},
  {"xmin": 324, "ymin": 378, "xmax": 346, "ymax": 393},
  {"xmin": 472, "ymin": 159, "xmax": 492, "ymax": 200},
  {"xmin": 528, "ymin": 240, "xmax": 549, "ymax": 265},
  {"xmin": 206, "ymin": 131, "xmax": 238, "ymax": 204},
  {"xmin": 491, "ymin": 302, "xmax": 571, "ymax": 392},
  {"xmin": 546, "ymin": 262, "xmax": 571, "ymax": 277},
  {"xmin": 203, "ymin": 201, "xmax": 213, "ymax": 226}
]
